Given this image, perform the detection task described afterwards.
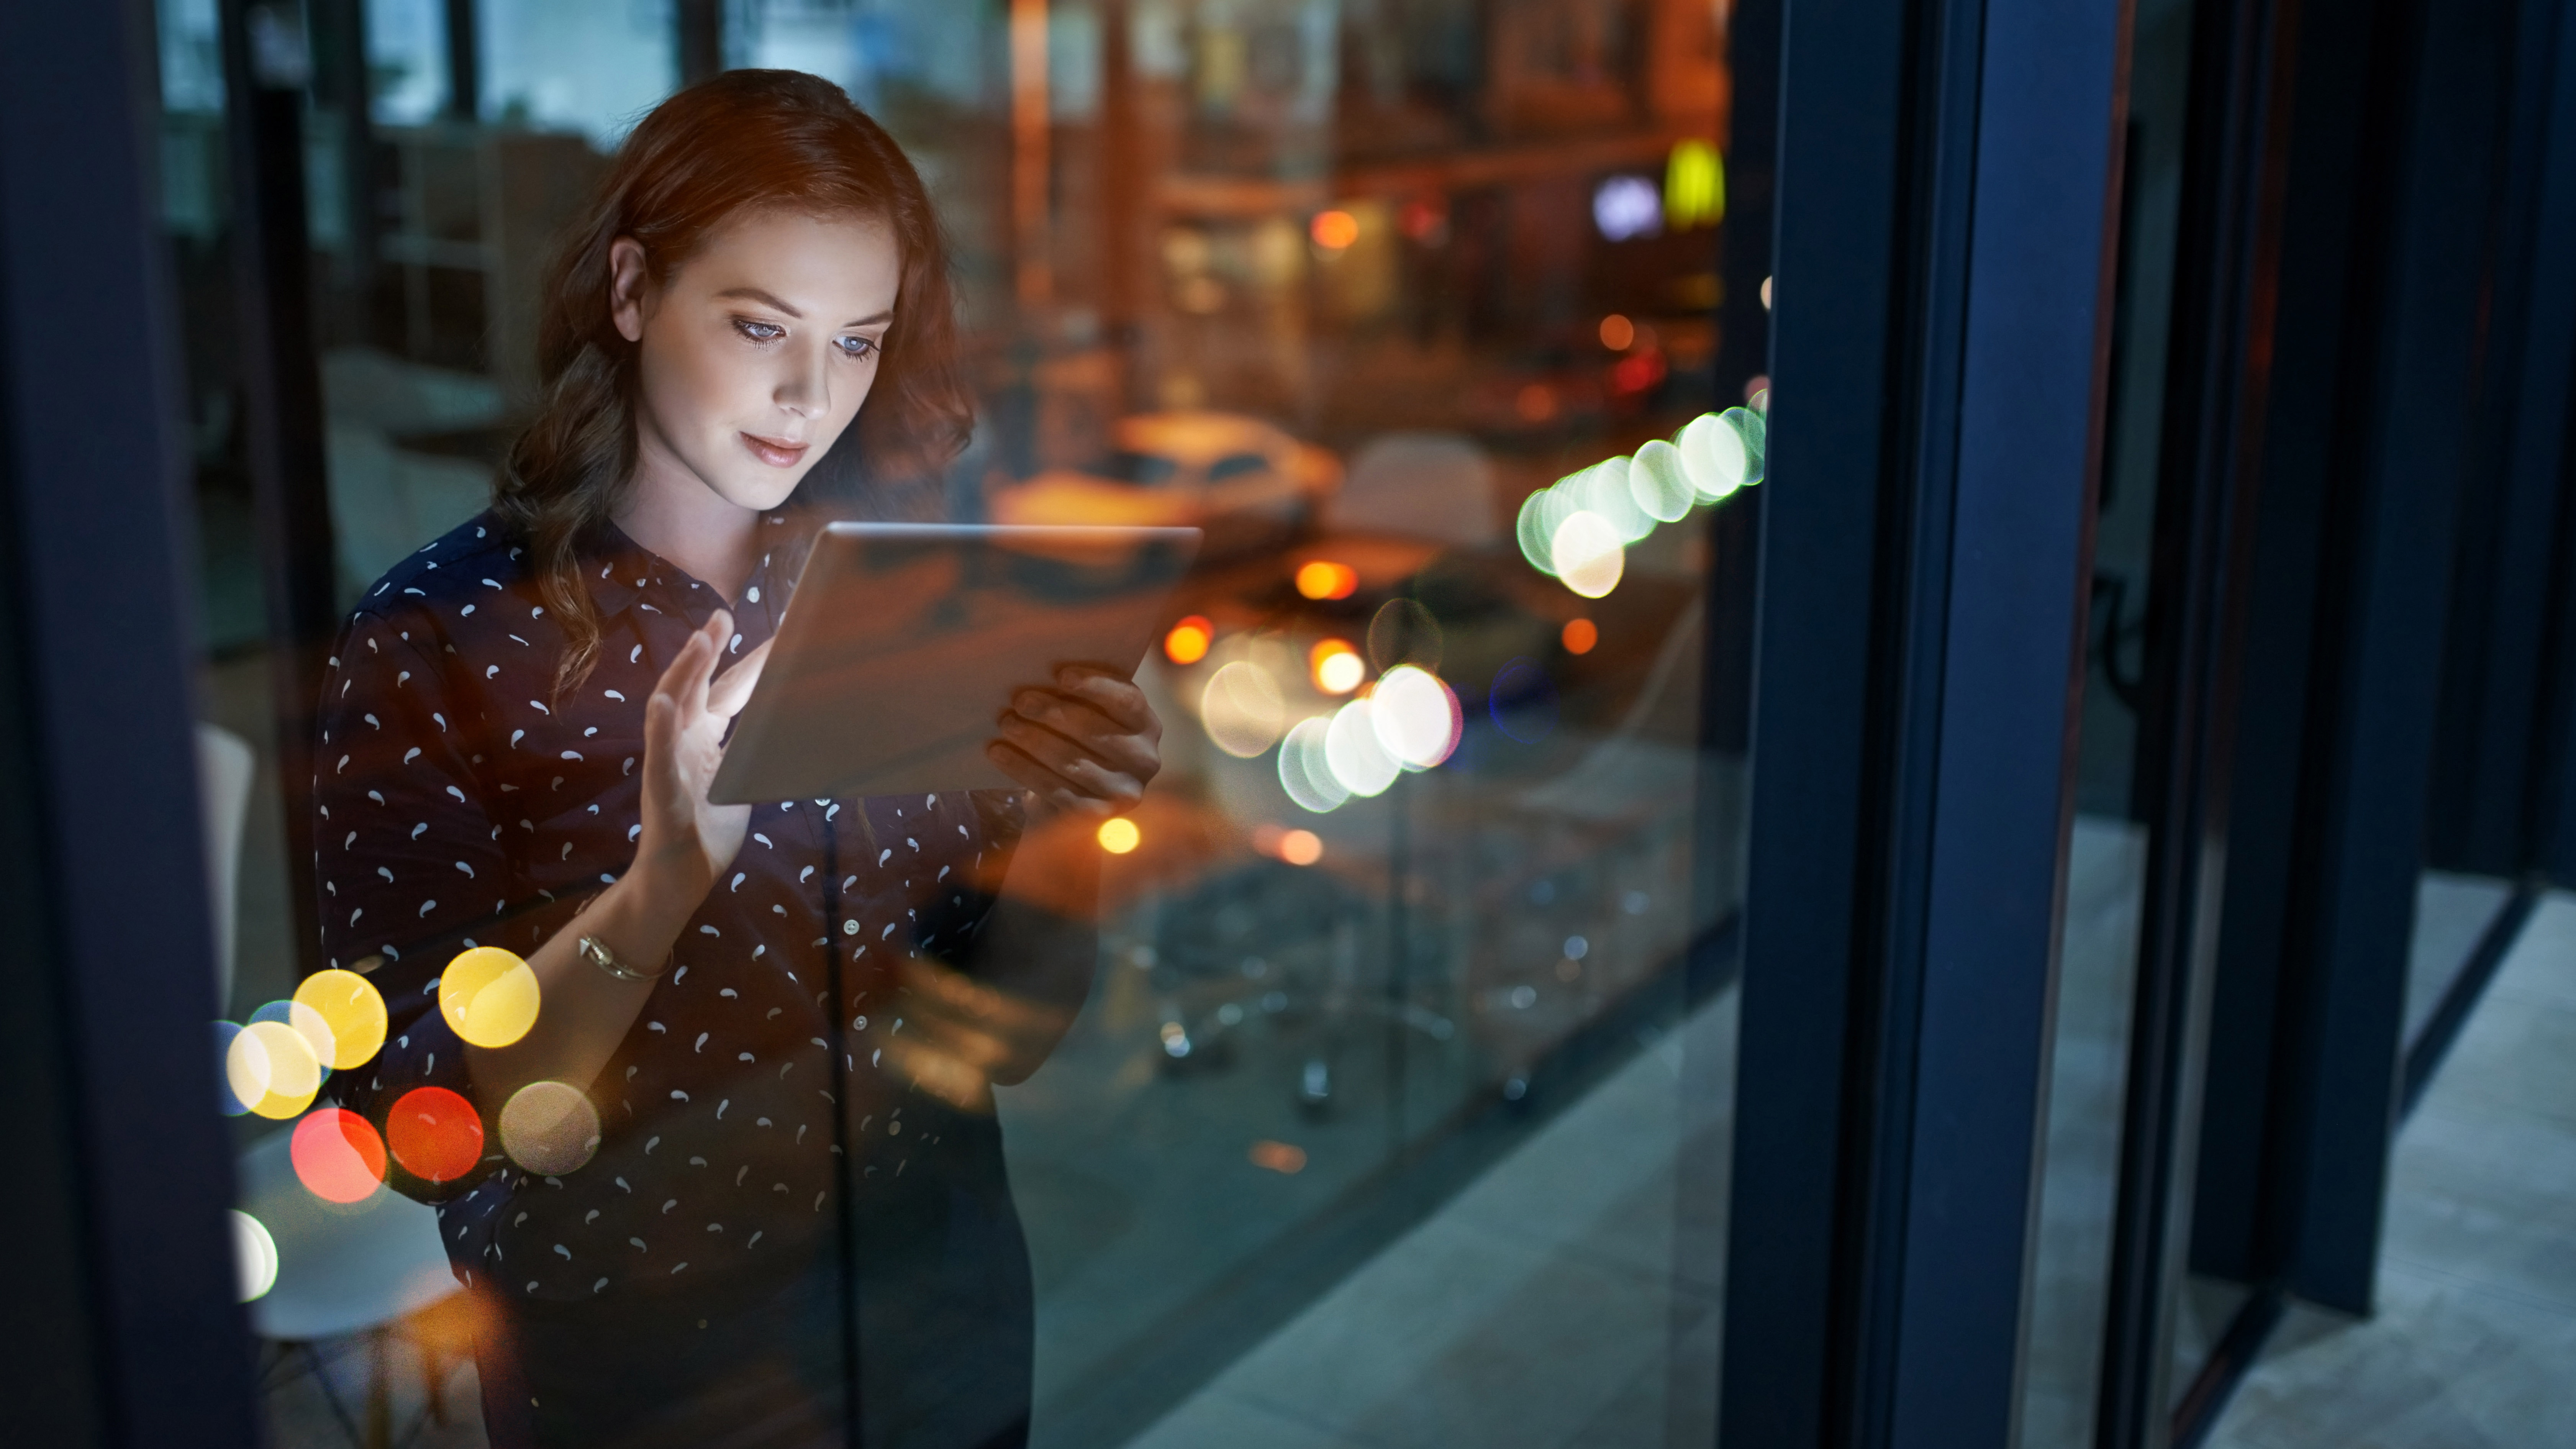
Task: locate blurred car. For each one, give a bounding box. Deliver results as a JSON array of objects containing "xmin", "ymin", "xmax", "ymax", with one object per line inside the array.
[{"xmin": 988, "ymin": 411, "xmax": 1342, "ymax": 555}]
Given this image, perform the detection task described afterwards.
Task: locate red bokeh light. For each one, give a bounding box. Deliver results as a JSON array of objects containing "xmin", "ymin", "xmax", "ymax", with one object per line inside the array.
[
  {"xmin": 290, "ymin": 1107, "xmax": 389, "ymax": 1204},
  {"xmin": 387, "ymin": 1086, "xmax": 485, "ymax": 1183}
]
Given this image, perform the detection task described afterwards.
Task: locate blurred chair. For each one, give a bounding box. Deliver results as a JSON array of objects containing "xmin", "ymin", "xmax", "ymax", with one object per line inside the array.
[
  {"xmin": 1332, "ymin": 432, "xmax": 1500, "ymax": 548},
  {"xmin": 196, "ymin": 723, "xmax": 255, "ymax": 1010},
  {"xmin": 239, "ymin": 1127, "xmax": 461, "ymax": 1448}
]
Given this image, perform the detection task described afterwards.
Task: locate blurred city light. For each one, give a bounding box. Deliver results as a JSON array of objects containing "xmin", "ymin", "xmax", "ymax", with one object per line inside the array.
[
  {"xmin": 1163, "ymin": 615, "xmax": 1214, "ymax": 665},
  {"xmin": 1309, "ymin": 209, "xmax": 1359, "ymax": 250},
  {"xmin": 1599, "ymin": 313, "xmax": 1636, "ymax": 350},
  {"xmin": 233, "ymin": 1018, "xmax": 321, "ymax": 1120},
  {"xmin": 387, "ymin": 1085, "xmax": 485, "ymax": 1183},
  {"xmin": 439, "ymin": 946, "xmax": 541, "ymax": 1049},
  {"xmin": 1278, "ymin": 717, "xmax": 1352, "ymax": 814},
  {"xmin": 1324, "ymin": 698, "xmax": 1403, "ymax": 797},
  {"xmin": 231, "ymin": 1209, "xmax": 278, "ymax": 1303},
  {"xmin": 1201, "ymin": 659, "xmax": 1288, "ymax": 758},
  {"xmin": 1550, "ymin": 511, "xmax": 1627, "ymax": 599},
  {"xmin": 1311, "ymin": 638, "xmax": 1365, "ymax": 694},
  {"xmin": 1249, "ymin": 1139, "xmax": 1309, "ymax": 1173},
  {"xmin": 290, "ymin": 1106, "xmax": 388, "ymax": 1204},
  {"xmin": 1278, "ymin": 829, "xmax": 1323, "ymax": 865},
  {"xmin": 499, "ymin": 1079, "xmax": 603, "ymax": 1175},
  {"xmin": 1562, "ymin": 618, "xmax": 1599, "ymax": 654},
  {"xmin": 1592, "ymin": 175, "xmax": 1663, "ymax": 241},
  {"xmin": 293, "ymin": 968, "xmax": 387, "ymax": 1069},
  {"xmin": 1294, "ymin": 559, "xmax": 1358, "ymax": 600},
  {"xmin": 1370, "ymin": 665, "xmax": 1463, "ymax": 769},
  {"xmin": 1628, "ymin": 439, "xmax": 1696, "ymax": 521},
  {"xmin": 251, "ymin": 997, "xmax": 340, "ymax": 1077},
  {"xmin": 1097, "ymin": 817, "xmax": 1142, "ymax": 854},
  {"xmin": 1666, "ymin": 138, "xmax": 1725, "ymax": 229}
]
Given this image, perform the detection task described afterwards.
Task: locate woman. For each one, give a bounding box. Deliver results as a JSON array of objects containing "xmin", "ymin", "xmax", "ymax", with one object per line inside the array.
[{"xmin": 318, "ymin": 70, "xmax": 1158, "ymax": 1449}]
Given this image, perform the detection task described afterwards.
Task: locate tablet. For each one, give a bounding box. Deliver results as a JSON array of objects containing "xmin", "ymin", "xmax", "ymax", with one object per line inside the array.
[{"xmin": 708, "ymin": 523, "xmax": 1203, "ymax": 804}]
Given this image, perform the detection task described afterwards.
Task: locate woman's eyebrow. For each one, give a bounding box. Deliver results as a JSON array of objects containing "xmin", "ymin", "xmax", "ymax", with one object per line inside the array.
[{"xmin": 713, "ymin": 287, "xmax": 892, "ymax": 330}]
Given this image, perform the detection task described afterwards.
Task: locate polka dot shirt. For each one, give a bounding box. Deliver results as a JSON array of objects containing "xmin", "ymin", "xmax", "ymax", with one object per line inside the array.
[{"xmin": 315, "ymin": 511, "xmax": 1024, "ymax": 1305}]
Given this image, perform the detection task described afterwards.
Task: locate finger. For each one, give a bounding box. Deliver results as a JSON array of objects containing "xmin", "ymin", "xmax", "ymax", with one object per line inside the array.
[
  {"xmin": 984, "ymin": 739, "xmax": 1111, "ymax": 816},
  {"xmin": 1050, "ymin": 666, "xmax": 1155, "ymax": 733},
  {"xmin": 707, "ymin": 638, "xmax": 773, "ymax": 719},
  {"xmin": 993, "ymin": 717, "xmax": 1145, "ymax": 811},
  {"xmin": 1006, "ymin": 690, "xmax": 1160, "ymax": 779}
]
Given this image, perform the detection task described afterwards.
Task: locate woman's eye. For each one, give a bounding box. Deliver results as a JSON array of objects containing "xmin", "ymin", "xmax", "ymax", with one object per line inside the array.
[
  {"xmin": 837, "ymin": 336, "xmax": 878, "ymax": 360},
  {"xmin": 734, "ymin": 320, "xmax": 786, "ymax": 343}
]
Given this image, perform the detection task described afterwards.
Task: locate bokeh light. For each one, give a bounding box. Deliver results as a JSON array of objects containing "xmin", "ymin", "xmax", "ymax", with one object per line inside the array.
[
  {"xmin": 498, "ymin": 1080, "xmax": 602, "ymax": 1176},
  {"xmin": 1367, "ymin": 598, "xmax": 1443, "ymax": 671},
  {"xmin": 439, "ymin": 946, "xmax": 541, "ymax": 1050},
  {"xmin": 293, "ymin": 969, "xmax": 387, "ymax": 1069},
  {"xmin": 1563, "ymin": 618, "xmax": 1599, "ymax": 654},
  {"xmin": 387, "ymin": 1085, "xmax": 485, "ymax": 1183},
  {"xmin": 1249, "ymin": 1139, "xmax": 1309, "ymax": 1174},
  {"xmin": 1550, "ymin": 511, "xmax": 1626, "ymax": 598},
  {"xmin": 1573, "ymin": 457, "xmax": 1655, "ymax": 543},
  {"xmin": 1628, "ymin": 439, "xmax": 1696, "ymax": 522},
  {"xmin": 251, "ymin": 998, "xmax": 339, "ymax": 1078},
  {"xmin": 290, "ymin": 1106, "xmax": 388, "ymax": 1204},
  {"xmin": 1278, "ymin": 829, "xmax": 1324, "ymax": 866},
  {"xmin": 1201, "ymin": 660, "xmax": 1288, "ymax": 758},
  {"xmin": 1679, "ymin": 410, "xmax": 1750, "ymax": 500},
  {"xmin": 1599, "ymin": 313, "xmax": 1635, "ymax": 350},
  {"xmin": 1163, "ymin": 616, "xmax": 1214, "ymax": 665},
  {"xmin": 1097, "ymin": 817, "xmax": 1142, "ymax": 854},
  {"xmin": 1516, "ymin": 482, "xmax": 1582, "ymax": 576},
  {"xmin": 1310, "ymin": 209, "xmax": 1360, "ymax": 250},
  {"xmin": 1311, "ymin": 639, "xmax": 1365, "ymax": 694},
  {"xmin": 1294, "ymin": 560, "xmax": 1358, "ymax": 600},
  {"xmin": 234, "ymin": 1019, "xmax": 321, "ymax": 1120},
  {"xmin": 232, "ymin": 1210, "xmax": 278, "ymax": 1303},
  {"xmin": 1324, "ymin": 699, "xmax": 1403, "ymax": 797},
  {"xmin": 1278, "ymin": 717, "xmax": 1351, "ymax": 814},
  {"xmin": 1370, "ymin": 666, "xmax": 1463, "ymax": 769}
]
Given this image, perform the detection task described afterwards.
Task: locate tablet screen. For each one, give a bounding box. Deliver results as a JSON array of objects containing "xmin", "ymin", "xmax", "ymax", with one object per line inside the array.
[{"xmin": 708, "ymin": 523, "xmax": 1201, "ymax": 804}]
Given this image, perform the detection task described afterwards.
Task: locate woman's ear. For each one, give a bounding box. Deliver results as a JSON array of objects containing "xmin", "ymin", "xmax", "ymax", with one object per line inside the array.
[{"xmin": 608, "ymin": 237, "xmax": 651, "ymax": 343}]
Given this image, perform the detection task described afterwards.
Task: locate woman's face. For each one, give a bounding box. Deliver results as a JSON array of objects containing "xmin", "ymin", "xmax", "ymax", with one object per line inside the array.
[{"xmin": 611, "ymin": 207, "xmax": 901, "ymax": 514}]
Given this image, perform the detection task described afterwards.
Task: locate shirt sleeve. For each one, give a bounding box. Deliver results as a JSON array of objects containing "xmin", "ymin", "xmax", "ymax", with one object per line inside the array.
[{"xmin": 313, "ymin": 607, "xmax": 515, "ymax": 1203}]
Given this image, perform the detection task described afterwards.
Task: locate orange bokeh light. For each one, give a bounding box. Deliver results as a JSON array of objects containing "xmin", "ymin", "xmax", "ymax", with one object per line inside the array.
[
  {"xmin": 1310, "ymin": 210, "xmax": 1360, "ymax": 250},
  {"xmin": 1164, "ymin": 616, "xmax": 1213, "ymax": 665},
  {"xmin": 387, "ymin": 1085, "xmax": 484, "ymax": 1183},
  {"xmin": 1310, "ymin": 638, "xmax": 1364, "ymax": 694},
  {"xmin": 1598, "ymin": 313, "xmax": 1635, "ymax": 350},
  {"xmin": 1250, "ymin": 1139, "xmax": 1309, "ymax": 1173},
  {"xmin": 1294, "ymin": 561, "xmax": 1358, "ymax": 600},
  {"xmin": 1562, "ymin": 618, "xmax": 1599, "ymax": 654},
  {"xmin": 291, "ymin": 1107, "xmax": 388, "ymax": 1204},
  {"xmin": 1278, "ymin": 829, "xmax": 1324, "ymax": 866}
]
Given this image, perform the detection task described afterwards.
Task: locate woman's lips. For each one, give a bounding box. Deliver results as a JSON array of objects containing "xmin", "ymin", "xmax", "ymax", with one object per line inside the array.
[{"xmin": 741, "ymin": 432, "xmax": 810, "ymax": 467}]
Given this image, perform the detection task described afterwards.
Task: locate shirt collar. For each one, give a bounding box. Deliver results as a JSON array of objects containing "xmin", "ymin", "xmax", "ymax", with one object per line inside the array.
[{"xmin": 576, "ymin": 515, "xmax": 805, "ymax": 625}]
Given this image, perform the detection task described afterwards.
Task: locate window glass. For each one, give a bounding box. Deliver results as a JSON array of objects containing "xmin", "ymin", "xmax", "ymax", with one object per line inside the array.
[{"xmin": 159, "ymin": 1, "xmax": 1762, "ymax": 1443}]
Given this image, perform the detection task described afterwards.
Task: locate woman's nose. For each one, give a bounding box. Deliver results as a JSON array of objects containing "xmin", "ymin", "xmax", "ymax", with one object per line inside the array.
[{"xmin": 775, "ymin": 343, "xmax": 829, "ymax": 418}]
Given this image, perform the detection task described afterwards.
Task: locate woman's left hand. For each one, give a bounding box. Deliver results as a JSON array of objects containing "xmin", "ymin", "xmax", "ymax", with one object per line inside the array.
[{"xmin": 987, "ymin": 665, "xmax": 1162, "ymax": 818}]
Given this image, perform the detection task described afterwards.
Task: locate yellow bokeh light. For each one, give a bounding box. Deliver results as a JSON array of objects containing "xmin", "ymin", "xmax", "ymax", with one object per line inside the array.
[
  {"xmin": 1097, "ymin": 817, "xmax": 1142, "ymax": 854},
  {"xmin": 293, "ymin": 969, "xmax": 387, "ymax": 1069},
  {"xmin": 440, "ymin": 946, "xmax": 542, "ymax": 1050},
  {"xmin": 1164, "ymin": 616, "xmax": 1213, "ymax": 665},
  {"xmin": 236, "ymin": 1020, "xmax": 320, "ymax": 1120},
  {"xmin": 1311, "ymin": 639, "xmax": 1364, "ymax": 694}
]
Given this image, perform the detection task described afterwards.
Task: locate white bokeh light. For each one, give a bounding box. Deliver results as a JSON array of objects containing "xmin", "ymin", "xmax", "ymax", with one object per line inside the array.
[
  {"xmin": 1324, "ymin": 699, "xmax": 1403, "ymax": 797},
  {"xmin": 232, "ymin": 1209, "xmax": 279, "ymax": 1303},
  {"xmin": 1278, "ymin": 717, "xmax": 1351, "ymax": 813},
  {"xmin": 1370, "ymin": 666, "xmax": 1462, "ymax": 769},
  {"xmin": 1628, "ymin": 439, "xmax": 1695, "ymax": 522},
  {"xmin": 1201, "ymin": 660, "xmax": 1288, "ymax": 758},
  {"xmin": 1679, "ymin": 411, "xmax": 1750, "ymax": 500},
  {"xmin": 1550, "ymin": 511, "xmax": 1627, "ymax": 599}
]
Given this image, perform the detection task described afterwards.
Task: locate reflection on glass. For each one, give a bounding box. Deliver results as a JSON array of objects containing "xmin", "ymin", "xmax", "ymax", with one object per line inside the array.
[{"xmin": 161, "ymin": 0, "xmax": 1753, "ymax": 1442}]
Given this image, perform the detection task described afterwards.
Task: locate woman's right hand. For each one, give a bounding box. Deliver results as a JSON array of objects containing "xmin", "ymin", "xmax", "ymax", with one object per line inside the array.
[{"xmin": 635, "ymin": 609, "xmax": 769, "ymax": 899}]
